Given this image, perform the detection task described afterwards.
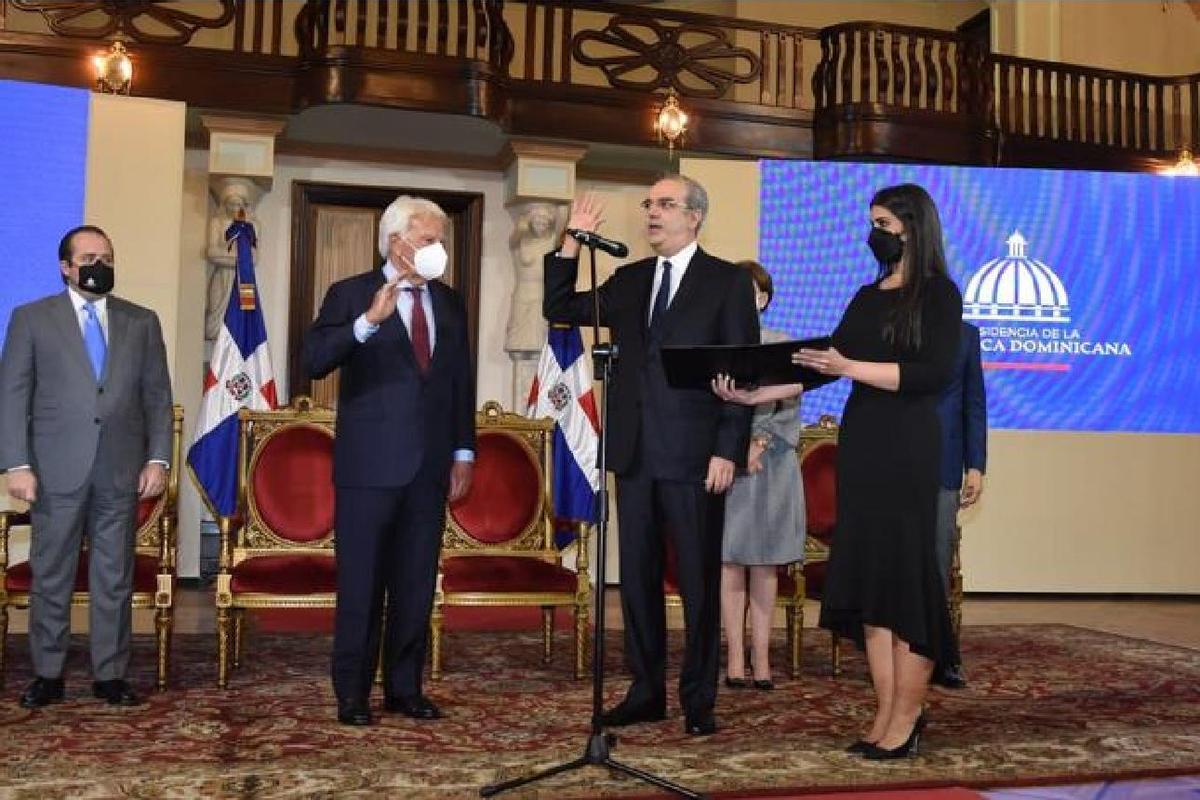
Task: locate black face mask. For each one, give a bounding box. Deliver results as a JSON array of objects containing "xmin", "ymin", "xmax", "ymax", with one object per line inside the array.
[
  {"xmin": 77, "ymin": 262, "xmax": 115, "ymax": 295},
  {"xmin": 867, "ymin": 227, "xmax": 904, "ymax": 265}
]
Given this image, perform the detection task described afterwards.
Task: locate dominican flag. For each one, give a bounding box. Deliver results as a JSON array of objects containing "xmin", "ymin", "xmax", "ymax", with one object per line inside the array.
[
  {"xmin": 186, "ymin": 219, "xmax": 278, "ymax": 517},
  {"xmin": 526, "ymin": 325, "xmax": 600, "ymax": 547}
]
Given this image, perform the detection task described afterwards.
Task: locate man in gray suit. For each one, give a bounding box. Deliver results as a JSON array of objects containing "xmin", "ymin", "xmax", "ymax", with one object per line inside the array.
[{"xmin": 0, "ymin": 225, "xmax": 173, "ymax": 707}]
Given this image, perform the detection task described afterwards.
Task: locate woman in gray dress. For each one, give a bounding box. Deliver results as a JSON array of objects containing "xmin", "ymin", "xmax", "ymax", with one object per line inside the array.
[{"xmin": 713, "ymin": 261, "xmax": 805, "ymax": 690}]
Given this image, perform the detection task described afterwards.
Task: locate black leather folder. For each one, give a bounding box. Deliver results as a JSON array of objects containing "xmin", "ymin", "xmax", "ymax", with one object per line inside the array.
[{"xmin": 661, "ymin": 336, "xmax": 837, "ymax": 390}]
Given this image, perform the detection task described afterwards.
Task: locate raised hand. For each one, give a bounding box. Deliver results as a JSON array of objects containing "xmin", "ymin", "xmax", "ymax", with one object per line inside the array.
[
  {"xmin": 365, "ymin": 279, "xmax": 401, "ymax": 325},
  {"xmin": 560, "ymin": 192, "xmax": 606, "ymax": 258}
]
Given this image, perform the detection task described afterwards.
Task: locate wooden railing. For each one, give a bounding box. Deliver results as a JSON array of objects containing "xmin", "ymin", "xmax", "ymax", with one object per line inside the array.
[
  {"xmin": 509, "ymin": 0, "xmax": 818, "ymax": 108},
  {"xmin": 2, "ymin": 0, "xmax": 1197, "ymax": 162},
  {"xmin": 993, "ymin": 54, "xmax": 1200, "ymax": 153},
  {"xmin": 294, "ymin": 0, "xmax": 510, "ymax": 66},
  {"xmin": 812, "ymin": 22, "xmax": 989, "ymax": 119}
]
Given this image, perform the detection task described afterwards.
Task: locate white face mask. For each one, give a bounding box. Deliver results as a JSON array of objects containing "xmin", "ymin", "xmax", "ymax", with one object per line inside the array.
[{"xmin": 409, "ymin": 240, "xmax": 448, "ymax": 280}]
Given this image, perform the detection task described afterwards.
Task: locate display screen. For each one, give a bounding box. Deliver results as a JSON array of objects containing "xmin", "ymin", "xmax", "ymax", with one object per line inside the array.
[
  {"xmin": 0, "ymin": 80, "xmax": 89, "ymax": 348},
  {"xmin": 760, "ymin": 160, "xmax": 1200, "ymax": 433}
]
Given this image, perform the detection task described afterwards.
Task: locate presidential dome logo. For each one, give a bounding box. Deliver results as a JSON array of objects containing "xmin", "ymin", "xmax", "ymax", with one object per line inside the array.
[
  {"xmin": 962, "ymin": 230, "xmax": 1130, "ymax": 367},
  {"xmin": 964, "ymin": 230, "xmax": 1069, "ymax": 323}
]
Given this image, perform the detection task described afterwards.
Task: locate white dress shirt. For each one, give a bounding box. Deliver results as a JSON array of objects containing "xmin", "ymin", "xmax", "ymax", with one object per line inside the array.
[{"xmin": 647, "ymin": 239, "xmax": 699, "ymax": 325}]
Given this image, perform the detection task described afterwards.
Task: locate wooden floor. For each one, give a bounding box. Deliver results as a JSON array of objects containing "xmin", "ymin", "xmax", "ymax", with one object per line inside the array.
[{"xmin": 14, "ymin": 587, "xmax": 1197, "ymax": 651}]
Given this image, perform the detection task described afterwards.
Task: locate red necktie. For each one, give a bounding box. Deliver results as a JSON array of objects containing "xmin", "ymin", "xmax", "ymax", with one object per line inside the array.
[{"xmin": 406, "ymin": 287, "xmax": 431, "ymax": 376}]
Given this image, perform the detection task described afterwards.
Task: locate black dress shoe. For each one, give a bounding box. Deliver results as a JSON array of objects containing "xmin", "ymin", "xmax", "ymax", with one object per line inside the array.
[
  {"xmin": 752, "ymin": 679, "xmax": 775, "ymax": 691},
  {"xmin": 863, "ymin": 713, "xmax": 926, "ymax": 760},
  {"xmin": 337, "ymin": 703, "xmax": 372, "ymax": 726},
  {"xmin": 845, "ymin": 739, "xmax": 876, "ymax": 754},
  {"xmin": 684, "ymin": 710, "xmax": 717, "ymax": 736},
  {"xmin": 724, "ymin": 676, "xmax": 750, "ymax": 689},
  {"xmin": 932, "ymin": 663, "xmax": 967, "ymax": 689},
  {"xmin": 384, "ymin": 694, "xmax": 443, "ymax": 720},
  {"xmin": 19, "ymin": 677, "xmax": 64, "ymax": 708},
  {"xmin": 599, "ymin": 699, "xmax": 666, "ymax": 728},
  {"xmin": 92, "ymin": 679, "xmax": 141, "ymax": 706}
]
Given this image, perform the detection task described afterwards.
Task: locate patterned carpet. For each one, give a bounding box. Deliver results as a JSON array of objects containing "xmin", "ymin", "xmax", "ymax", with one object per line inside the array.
[{"xmin": 1, "ymin": 624, "xmax": 1198, "ymax": 799}]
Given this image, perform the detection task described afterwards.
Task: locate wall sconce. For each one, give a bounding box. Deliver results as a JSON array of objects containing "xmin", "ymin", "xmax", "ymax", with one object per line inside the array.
[
  {"xmin": 1168, "ymin": 147, "xmax": 1198, "ymax": 176},
  {"xmin": 93, "ymin": 39, "xmax": 133, "ymax": 95},
  {"xmin": 653, "ymin": 87, "xmax": 689, "ymax": 155}
]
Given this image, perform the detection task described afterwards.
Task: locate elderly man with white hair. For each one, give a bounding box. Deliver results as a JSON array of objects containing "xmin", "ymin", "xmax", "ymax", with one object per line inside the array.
[{"xmin": 304, "ymin": 195, "xmax": 475, "ymax": 726}]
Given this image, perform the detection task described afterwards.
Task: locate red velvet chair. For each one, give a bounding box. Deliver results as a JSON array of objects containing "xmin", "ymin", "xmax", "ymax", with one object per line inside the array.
[
  {"xmin": 798, "ymin": 415, "xmax": 841, "ymax": 675},
  {"xmin": 0, "ymin": 405, "xmax": 184, "ymax": 690},
  {"xmin": 214, "ymin": 396, "xmax": 336, "ymax": 688},
  {"xmin": 431, "ymin": 402, "xmax": 591, "ymax": 679}
]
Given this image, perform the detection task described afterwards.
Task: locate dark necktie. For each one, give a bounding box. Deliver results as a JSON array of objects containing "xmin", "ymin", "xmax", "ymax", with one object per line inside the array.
[
  {"xmin": 405, "ymin": 287, "xmax": 431, "ymax": 376},
  {"xmin": 650, "ymin": 259, "xmax": 673, "ymax": 330}
]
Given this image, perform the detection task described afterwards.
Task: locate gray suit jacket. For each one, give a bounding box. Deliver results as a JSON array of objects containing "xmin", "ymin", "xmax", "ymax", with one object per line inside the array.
[{"xmin": 0, "ymin": 291, "xmax": 173, "ymax": 494}]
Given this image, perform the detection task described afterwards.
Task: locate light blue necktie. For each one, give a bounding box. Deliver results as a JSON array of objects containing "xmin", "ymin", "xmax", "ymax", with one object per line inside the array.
[{"xmin": 82, "ymin": 302, "xmax": 107, "ymax": 381}]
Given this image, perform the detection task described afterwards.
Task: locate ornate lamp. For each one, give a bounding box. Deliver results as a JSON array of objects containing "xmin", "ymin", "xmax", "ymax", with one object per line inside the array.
[
  {"xmin": 92, "ymin": 39, "xmax": 133, "ymax": 95},
  {"xmin": 653, "ymin": 87, "xmax": 689, "ymax": 155},
  {"xmin": 1168, "ymin": 147, "xmax": 1198, "ymax": 177}
]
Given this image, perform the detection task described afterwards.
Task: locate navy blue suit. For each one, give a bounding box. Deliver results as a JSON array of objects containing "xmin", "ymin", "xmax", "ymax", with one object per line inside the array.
[
  {"xmin": 937, "ymin": 322, "xmax": 987, "ymax": 490},
  {"xmin": 304, "ymin": 267, "xmax": 474, "ymax": 707},
  {"xmin": 934, "ymin": 321, "xmax": 986, "ymax": 671}
]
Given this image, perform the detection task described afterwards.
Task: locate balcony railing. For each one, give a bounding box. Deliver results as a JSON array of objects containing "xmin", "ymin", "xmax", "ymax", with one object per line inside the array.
[{"xmin": 1, "ymin": 0, "xmax": 1196, "ymax": 166}]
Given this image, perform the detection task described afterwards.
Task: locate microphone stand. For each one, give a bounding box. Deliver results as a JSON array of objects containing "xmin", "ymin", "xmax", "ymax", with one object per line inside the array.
[{"xmin": 481, "ymin": 241, "xmax": 705, "ymax": 800}]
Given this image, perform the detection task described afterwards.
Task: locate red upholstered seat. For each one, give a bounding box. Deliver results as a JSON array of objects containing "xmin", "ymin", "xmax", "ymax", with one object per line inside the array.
[
  {"xmin": 229, "ymin": 554, "xmax": 337, "ymax": 595},
  {"xmin": 136, "ymin": 495, "xmax": 159, "ymax": 529},
  {"xmin": 441, "ymin": 556, "xmax": 578, "ymax": 594},
  {"xmin": 215, "ymin": 398, "xmax": 338, "ymax": 689},
  {"xmin": 5, "ymin": 553, "xmax": 163, "ymax": 593},
  {"xmin": 250, "ymin": 426, "xmax": 335, "ymax": 544},
  {"xmin": 1, "ymin": 406, "xmax": 185, "ymax": 693},
  {"xmin": 433, "ymin": 402, "xmax": 591, "ymax": 680},
  {"xmin": 801, "ymin": 440, "xmax": 838, "ymax": 543},
  {"xmin": 449, "ymin": 431, "xmax": 540, "ymax": 545}
]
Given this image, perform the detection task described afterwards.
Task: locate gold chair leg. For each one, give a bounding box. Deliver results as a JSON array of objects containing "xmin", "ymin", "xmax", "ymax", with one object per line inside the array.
[
  {"xmin": 232, "ymin": 610, "xmax": 245, "ymax": 670},
  {"xmin": 217, "ymin": 607, "xmax": 231, "ymax": 689},
  {"xmin": 574, "ymin": 601, "xmax": 589, "ymax": 680},
  {"xmin": 541, "ymin": 607, "xmax": 553, "ymax": 665},
  {"xmin": 831, "ymin": 632, "xmax": 842, "ymax": 677},
  {"xmin": 0, "ymin": 606, "xmax": 8, "ymax": 689},
  {"xmin": 155, "ymin": 606, "xmax": 172, "ymax": 691},
  {"xmin": 429, "ymin": 604, "xmax": 443, "ymax": 680}
]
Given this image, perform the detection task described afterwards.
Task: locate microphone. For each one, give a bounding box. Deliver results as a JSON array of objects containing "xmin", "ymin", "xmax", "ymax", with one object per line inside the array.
[{"xmin": 566, "ymin": 228, "xmax": 629, "ymax": 258}]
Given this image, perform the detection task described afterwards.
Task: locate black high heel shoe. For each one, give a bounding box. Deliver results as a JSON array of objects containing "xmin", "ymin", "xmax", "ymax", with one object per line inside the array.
[
  {"xmin": 862, "ymin": 712, "xmax": 926, "ymax": 760},
  {"xmin": 752, "ymin": 679, "xmax": 775, "ymax": 691},
  {"xmin": 845, "ymin": 739, "xmax": 876, "ymax": 755},
  {"xmin": 724, "ymin": 676, "xmax": 750, "ymax": 689}
]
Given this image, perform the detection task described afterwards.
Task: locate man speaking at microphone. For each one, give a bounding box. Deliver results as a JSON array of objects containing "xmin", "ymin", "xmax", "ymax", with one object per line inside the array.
[{"xmin": 544, "ymin": 174, "xmax": 759, "ymax": 736}]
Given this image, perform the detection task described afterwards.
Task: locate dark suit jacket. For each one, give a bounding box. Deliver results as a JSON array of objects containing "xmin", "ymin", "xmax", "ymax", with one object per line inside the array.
[
  {"xmin": 543, "ymin": 247, "xmax": 759, "ymax": 482},
  {"xmin": 303, "ymin": 269, "xmax": 475, "ymax": 489},
  {"xmin": 0, "ymin": 291, "xmax": 173, "ymax": 494},
  {"xmin": 936, "ymin": 321, "xmax": 987, "ymax": 490}
]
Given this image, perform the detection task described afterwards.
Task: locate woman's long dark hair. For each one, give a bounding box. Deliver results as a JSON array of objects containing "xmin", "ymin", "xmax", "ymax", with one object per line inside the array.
[{"xmin": 870, "ymin": 184, "xmax": 949, "ymax": 351}]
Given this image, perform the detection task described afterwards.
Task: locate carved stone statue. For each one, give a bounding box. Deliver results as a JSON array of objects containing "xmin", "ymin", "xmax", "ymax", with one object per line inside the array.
[
  {"xmin": 205, "ymin": 177, "xmax": 263, "ymax": 341},
  {"xmin": 506, "ymin": 202, "xmax": 562, "ymax": 353},
  {"xmin": 506, "ymin": 201, "xmax": 564, "ymax": 409}
]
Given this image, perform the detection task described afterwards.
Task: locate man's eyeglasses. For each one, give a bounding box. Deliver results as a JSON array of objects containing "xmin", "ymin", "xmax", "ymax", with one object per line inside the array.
[
  {"xmin": 73, "ymin": 257, "xmax": 114, "ymax": 268},
  {"xmin": 639, "ymin": 198, "xmax": 689, "ymax": 212}
]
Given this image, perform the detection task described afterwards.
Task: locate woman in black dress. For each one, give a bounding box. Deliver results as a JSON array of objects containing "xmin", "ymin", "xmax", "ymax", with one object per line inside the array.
[{"xmin": 794, "ymin": 184, "xmax": 962, "ymax": 760}]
